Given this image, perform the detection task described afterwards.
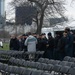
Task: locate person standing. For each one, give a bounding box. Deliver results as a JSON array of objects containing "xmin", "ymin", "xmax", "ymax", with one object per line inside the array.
[
  {"xmin": 54, "ymin": 32, "xmax": 61, "ymax": 60},
  {"xmin": 44, "ymin": 32, "xmax": 54, "ymax": 59},
  {"xmin": 17, "ymin": 35, "xmax": 22, "ymax": 51},
  {"xmin": 20, "ymin": 34, "xmax": 28, "ymax": 52},
  {"xmin": 25, "ymin": 32, "xmax": 37, "ymax": 60},
  {"xmin": 57, "ymin": 32, "xmax": 67, "ymax": 60},
  {"xmin": 73, "ymin": 32, "xmax": 75, "ymax": 57},
  {"xmin": 9, "ymin": 35, "xmax": 20, "ymax": 51},
  {"xmin": 39, "ymin": 33, "xmax": 48, "ymax": 51},
  {"xmin": 64, "ymin": 27, "xmax": 74, "ymax": 57}
]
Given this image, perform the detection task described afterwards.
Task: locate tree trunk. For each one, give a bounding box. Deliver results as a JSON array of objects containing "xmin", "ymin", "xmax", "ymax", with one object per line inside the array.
[
  {"xmin": 15, "ymin": 24, "xmax": 17, "ymax": 35},
  {"xmin": 22, "ymin": 25, "xmax": 24, "ymax": 34},
  {"xmin": 36, "ymin": 11, "xmax": 44, "ymax": 34}
]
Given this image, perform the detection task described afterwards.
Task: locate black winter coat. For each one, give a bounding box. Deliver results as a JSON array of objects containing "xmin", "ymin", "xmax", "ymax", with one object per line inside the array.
[
  {"xmin": 38, "ymin": 38, "xmax": 48, "ymax": 51},
  {"xmin": 9, "ymin": 38, "xmax": 20, "ymax": 50},
  {"xmin": 47, "ymin": 37, "xmax": 54, "ymax": 50}
]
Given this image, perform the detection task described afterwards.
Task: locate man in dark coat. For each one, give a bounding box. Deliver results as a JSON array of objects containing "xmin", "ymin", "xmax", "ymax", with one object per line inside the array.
[
  {"xmin": 73, "ymin": 32, "xmax": 75, "ymax": 57},
  {"xmin": 44, "ymin": 32, "xmax": 54, "ymax": 59},
  {"xmin": 36, "ymin": 34, "xmax": 41, "ymax": 51},
  {"xmin": 9, "ymin": 35, "xmax": 20, "ymax": 51},
  {"xmin": 21, "ymin": 34, "xmax": 27, "ymax": 52},
  {"xmin": 64, "ymin": 27, "xmax": 74, "ymax": 57},
  {"xmin": 39, "ymin": 33, "xmax": 48, "ymax": 51},
  {"xmin": 40, "ymin": 33, "xmax": 48, "ymax": 58},
  {"xmin": 54, "ymin": 32, "xmax": 62, "ymax": 60},
  {"xmin": 57, "ymin": 32, "xmax": 67, "ymax": 60}
]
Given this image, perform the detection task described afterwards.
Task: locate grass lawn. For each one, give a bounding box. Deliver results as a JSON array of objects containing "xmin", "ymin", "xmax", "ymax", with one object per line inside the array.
[{"xmin": 0, "ymin": 43, "xmax": 9, "ymax": 50}]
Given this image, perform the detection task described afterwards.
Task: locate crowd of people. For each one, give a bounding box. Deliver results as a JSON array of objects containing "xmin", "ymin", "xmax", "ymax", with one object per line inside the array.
[{"xmin": 9, "ymin": 27, "xmax": 75, "ymax": 60}]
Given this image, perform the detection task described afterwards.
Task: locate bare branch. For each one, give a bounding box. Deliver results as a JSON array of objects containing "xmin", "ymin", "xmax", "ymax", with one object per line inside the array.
[{"xmin": 10, "ymin": 0, "xmax": 66, "ymax": 34}]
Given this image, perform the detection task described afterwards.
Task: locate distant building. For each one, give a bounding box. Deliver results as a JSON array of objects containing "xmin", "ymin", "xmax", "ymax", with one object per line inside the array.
[
  {"xmin": 0, "ymin": 0, "xmax": 5, "ymax": 16},
  {"xmin": 0, "ymin": 0, "xmax": 5, "ymax": 27}
]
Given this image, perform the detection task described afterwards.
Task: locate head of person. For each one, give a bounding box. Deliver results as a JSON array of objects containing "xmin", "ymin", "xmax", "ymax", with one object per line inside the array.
[
  {"xmin": 38, "ymin": 34, "xmax": 42, "ymax": 39},
  {"xmin": 65, "ymin": 27, "xmax": 70, "ymax": 33},
  {"xmin": 22, "ymin": 34, "xmax": 25, "ymax": 39},
  {"xmin": 48, "ymin": 32, "xmax": 52, "ymax": 39},
  {"xmin": 11, "ymin": 34, "xmax": 16, "ymax": 39},
  {"xmin": 22, "ymin": 34, "xmax": 28, "ymax": 39},
  {"xmin": 36, "ymin": 34, "xmax": 40, "ymax": 38},
  {"xmin": 41, "ymin": 33, "xmax": 46, "ymax": 39},
  {"xmin": 63, "ymin": 31, "xmax": 67, "ymax": 37},
  {"xmin": 28, "ymin": 32, "xmax": 32, "ymax": 36},
  {"xmin": 32, "ymin": 33, "xmax": 37, "ymax": 38},
  {"xmin": 55, "ymin": 32, "xmax": 60, "ymax": 37},
  {"xmin": 17, "ymin": 35, "xmax": 22, "ymax": 40}
]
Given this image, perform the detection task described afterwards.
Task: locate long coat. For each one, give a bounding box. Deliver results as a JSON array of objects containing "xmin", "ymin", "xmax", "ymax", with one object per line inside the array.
[
  {"xmin": 57, "ymin": 37, "xmax": 66, "ymax": 60},
  {"xmin": 65, "ymin": 33, "xmax": 74, "ymax": 57},
  {"xmin": 9, "ymin": 38, "xmax": 20, "ymax": 50},
  {"xmin": 44, "ymin": 37, "xmax": 54, "ymax": 59},
  {"xmin": 37, "ymin": 38, "xmax": 48, "ymax": 51}
]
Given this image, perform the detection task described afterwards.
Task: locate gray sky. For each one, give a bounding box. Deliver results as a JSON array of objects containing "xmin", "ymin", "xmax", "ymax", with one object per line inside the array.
[
  {"xmin": 5, "ymin": 0, "xmax": 75, "ymax": 20},
  {"xmin": 65, "ymin": 0, "xmax": 75, "ymax": 19}
]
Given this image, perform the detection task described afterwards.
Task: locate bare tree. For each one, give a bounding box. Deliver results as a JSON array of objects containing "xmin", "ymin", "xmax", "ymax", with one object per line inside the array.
[{"xmin": 10, "ymin": 0, "xmax": 65, "ymax": 34}]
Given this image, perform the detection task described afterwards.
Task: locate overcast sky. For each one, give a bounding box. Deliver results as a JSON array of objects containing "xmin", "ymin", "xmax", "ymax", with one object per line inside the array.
[
  {"xmin": 65, "ymin": 0, "xmax": 75, "ymax": 19},
  {"xmin": 5, "ymin": 0, "xmax": 75, "ymax": 20}
]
